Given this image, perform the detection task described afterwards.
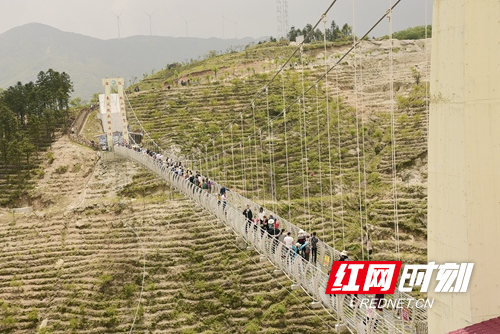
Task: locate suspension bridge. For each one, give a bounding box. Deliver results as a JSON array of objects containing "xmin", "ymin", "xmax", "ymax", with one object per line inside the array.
[{"xmin": 71, "ymin": 0, "xmax": 500, "ymax": 333}]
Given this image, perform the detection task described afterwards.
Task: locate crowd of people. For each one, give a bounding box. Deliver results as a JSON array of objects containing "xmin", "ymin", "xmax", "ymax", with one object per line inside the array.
[
  {"xmin": 241, "ymin": 205, "xmax": 321, "ymax": 264},
  {"xmin": 124, "ymin": 143, "xmax": 351, "ymax": 267},
  {"xmin": 118, "ymin": 143, "xmax": 391, "ymax": 326},
  {"xmin": 130, "ymin": 146, "xmax": 216, "ymax": 192}
]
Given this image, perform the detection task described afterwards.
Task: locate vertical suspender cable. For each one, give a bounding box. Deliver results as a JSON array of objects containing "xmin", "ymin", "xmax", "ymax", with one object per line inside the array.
[
  {"xmin": 230, "ymin": 124, "xmax": 237, "ymax": 191},
  {"xmin": 335, "ymin": 68, "xmax": 346, "ymax": 252},
  {"xmin": 388, "ymin": 1, "xmax": 401, "ymax": 260},
  {"xmin": 323, "ymin": 17, "xmax": 336, "ymax": 247},
  {"xmin": 221, "ymin": 131, "xmax": 227, "ymax": 187},
  {"xmin": 265, "ymin": 87, "xmax": 272, "ymax": 207},
  {"xmin": 240, "ymin": 113, "xmax": 247, "ymax": 196},
  {"xmin": 298, "ymin": 97, "xmax": 307, "ymax": 222},
  {"xmin": 300, "ymin": 45, "xmax": 312, "ymax": 231},
  {"xmin": 270, "ymin": 119, "xmax": 277, "ymax": 213},
  {"xmin": 259, "ymin": 128, "xmax": 266, "ymax": 206},
  {"xmin": 212, "ymin": 139, "xmax": 217, "ymax": 183},
  {"xmin": 282, "ymin": 72, "xmax": 292, "ymax": 221},
  {"xmin": 240, "ymin": 114, "xmax": 247, "ymax": 196},
  {"xmin": 265, "ymin": 87, "xmax": 277, "ymax": 213},
  {"xmin": 358, "ymin": 34, "xmax": 370, "ymax": 260},
  {"xmin": 352, "ymin": 0, "xmax": 365, "ymax": 261},
  {"xmin": 246, "ymin": 134, "xmax": 253, "ymax": 198},
  {"xmin": 315, "ymin": 83, "xmax": 325, "ymax": 239},
  {"xmin": 205, "ymin": 145, "xmax": 209, "ymax": 180},
  {"xmin": 251, "ymin": 102, "xmax": 261, "ymax": 203}
]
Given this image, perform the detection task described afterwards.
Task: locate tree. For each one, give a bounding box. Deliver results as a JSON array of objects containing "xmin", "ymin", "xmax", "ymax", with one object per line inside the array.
[
  {"xmin": 391, "ymin": 25, "xmax": 432, "ymax": 40},
  {"xmin": 212, "ymin": 66, "xmax": 219, "ymax": 81},
  {"xmin": 0, "ymin": 69, "xmax": 74, "ymax": 203},
  {"xmin": 206, "ymin": 50, "xmax": 218, "ymax": 59},
  {"xmin": 2, "ymin": 82, "xmax": 29, "ymax": 126},
  {"xmin": 91, "ymin": 93, "xmax": 100, "ymax": 105},
  {"xmin": 302, "ymin": 24, "xmax": 314, "ymax": 42},
  {"xmin": 312, "ymin": 28, "xmax": 324, "ymax": 42},
  {"xmin": 70, "ymin": 97, "xmax": 83, "ymax": 109},
  {"xmin": 290, "ymin": 20, "xmax": 349, "ymax": 43},
  {"xmin": 327, "ymin": 20, "xmax": 341, "ymax": 41},
  {"xmin": 287, "ymin": 26, "xmax": 301, "ymax": 42},
  {"xmin": 341, "ymin": 23, "xmax": 353, "ymax": 39},
  {"xmin": 0, "ymin": 105, "xmax": 18, "ymax": 142}
]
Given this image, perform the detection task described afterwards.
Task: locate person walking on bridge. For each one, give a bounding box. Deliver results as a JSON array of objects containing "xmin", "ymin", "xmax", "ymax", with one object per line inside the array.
[
  {"xmin": 243, "ymin": 204, "xmax": 253, "ymax": 233},
  {"xmin": 311, "ymin": 232, "xmax": 319, "ymax": 264},
  {"xmin": 243, "ymin": 204, "xmax": 253, "ymax": 223}
]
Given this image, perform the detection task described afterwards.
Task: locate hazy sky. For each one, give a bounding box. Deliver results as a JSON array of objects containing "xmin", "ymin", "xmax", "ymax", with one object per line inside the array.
[{"xmin": 0, "ymin": 0, "xmax": 432, "ymax": 40}]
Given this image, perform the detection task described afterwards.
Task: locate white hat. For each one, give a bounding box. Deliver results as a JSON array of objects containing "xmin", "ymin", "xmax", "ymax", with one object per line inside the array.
[
  {"xmin": 340, "ymin": 251, "xmax": 347, "ymax": 256},
  {"xmin": 299, "ymin": 229, "xmax": 304, "ymax": 234}
]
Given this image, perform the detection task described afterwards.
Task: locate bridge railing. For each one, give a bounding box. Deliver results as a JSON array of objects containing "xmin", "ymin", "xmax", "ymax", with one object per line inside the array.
[{"xmin": 114, "ymin": 145, "xmax": 428, "ymax": 334}]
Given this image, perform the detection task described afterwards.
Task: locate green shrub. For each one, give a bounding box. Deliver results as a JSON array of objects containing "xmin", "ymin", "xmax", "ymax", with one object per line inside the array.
[
  {"xmin": 123, "ymin": 283, "xmax": 137, "ymax": 298},
  {"xmin": 104, "ymin": 306, "xmax": 118, "ymax": 328},
  {"xmin": 27, "ymin": 309, "xmax": 38, "ymax": 326},
  {"xmin": 46, "ymin": 152, "xmax": 55, "ymax": 164},
  {"xmin": 55, "ymin": 166, "xmax": 68, "ymax": 174},
  {"xmin": 98, "ymin": 273, "xmax": 113, "ymax": 292},
  {"xmin": 244, "ymin": 320, "xmax": 259, "ymax": 334}
]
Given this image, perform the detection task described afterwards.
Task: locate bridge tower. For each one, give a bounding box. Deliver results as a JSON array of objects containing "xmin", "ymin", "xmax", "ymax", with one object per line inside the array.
[
  {"xmin": 100, "ymin": 78, "xmax": 130, "ymax": 149},
  {"xmin": 428, "ymin": 0, "xmax": 500, "ymax": 332}
]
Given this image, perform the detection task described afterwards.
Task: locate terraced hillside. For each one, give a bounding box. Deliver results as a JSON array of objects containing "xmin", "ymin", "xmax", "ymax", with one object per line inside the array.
[
  {"xmin": 119, "ymin": 39, "xmax": 430, "ymax": 262},
  {"xmin": 0, "ymin": 136, "xmax": 338, "ymax": 333}
]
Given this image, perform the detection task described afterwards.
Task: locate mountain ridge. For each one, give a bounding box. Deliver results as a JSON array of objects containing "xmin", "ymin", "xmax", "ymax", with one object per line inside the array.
[{"xmin": 0, "ymin": 23, "xmax": 263, "ymax": 99}]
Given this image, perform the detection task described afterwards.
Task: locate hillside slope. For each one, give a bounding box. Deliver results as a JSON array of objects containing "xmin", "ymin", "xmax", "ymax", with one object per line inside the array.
[
  {"xmin": 0, "ymin": 136, "xmax": 337, "ymax": 333},
  {"xmin": 121, "ymin": 39, "xmax": 430, "ymax": 263}
]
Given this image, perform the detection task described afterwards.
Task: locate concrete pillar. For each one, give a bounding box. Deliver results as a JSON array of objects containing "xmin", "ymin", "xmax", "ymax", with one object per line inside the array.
[{"xmin": 428, "ymin": 0, "xmax": 500, "ymax": 332}]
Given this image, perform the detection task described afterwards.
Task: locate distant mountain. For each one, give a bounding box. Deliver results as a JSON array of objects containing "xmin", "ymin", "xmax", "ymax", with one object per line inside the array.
[{"xmin": 0, "ymin": 23, "xmax": 261, "ymax": 100}]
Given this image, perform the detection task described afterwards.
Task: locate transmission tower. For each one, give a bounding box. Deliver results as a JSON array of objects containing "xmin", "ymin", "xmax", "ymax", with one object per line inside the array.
[{"xmin": 276, "ymin": 0, "xmax": 289, "ymax": 40}]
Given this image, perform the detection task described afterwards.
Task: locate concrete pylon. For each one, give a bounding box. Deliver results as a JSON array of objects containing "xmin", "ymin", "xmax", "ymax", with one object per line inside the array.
[{"xmin": 428, "ymin": 0, "xmax": 500, "ymax": 332}]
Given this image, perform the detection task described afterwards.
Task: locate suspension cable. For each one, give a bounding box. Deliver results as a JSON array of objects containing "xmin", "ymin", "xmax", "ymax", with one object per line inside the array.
[
  {"xmin": 221, "ymin": 131, "xmax": 227, "ymax": 187},
  {"xmin": 265, "ymin": 87, "xmax": 277, "ymax": 213},
  {"xmin": 230, "ymin": 124, "xmax": 237, "ymax": 190},
  {"xmin": 282, "ymin": 72, "xmax": 292, "ymax": 221},
  {"xmin": 240, "ymin": 113, "xmax": 248, "ymax": 196},
  {"xmin": 246, "ymin": 133, "xmax": 253, "ymax": 198},
  {"xmin": 358, "ymin": 31, "xmax": 370, "ymax": 260},
  {"xmin": 270, "ymin": 119, "xmax": 277, "ymax": 213},
  {"xmin": 315, "ymin": 82, "xmax": 325, "ymax": 239},
  {"xmin": 323, "ymin": 17, "xmax": 336, "ymax": 248},
  {"xmin": 206, "ymin": 0, "xmax": 341, "ymax": 148},
  {"xmin": 335, "ymin": 67, "xmax": 346, "ymax": 252},
  {"xmin": 205, "ymin": 144, "xmax": 209, "ymax": 180},
  {"xmin": 251, "ymin": 102, "xmax": 261, "ymax": 203},
  {"xmin": 298, "ymin": 97, "xmax": 308, "ymax": 224},
  {"xmin": 200, "ymin": 0, "xmax": 404, "ymax": 173},
  {"xmin": 259, "ymin": 128, "xmax": 266, "ymax": 206},
  {"xmin": 388, "ymin": 1, "xmax": 401, "ymax": 260},
  {"xmin": 300, "ymin": 46, "xmax": 312, "ymax": 232},
  {"xmin": 352, "ymin": 0, "xmax": 365, "ymax": 261}
]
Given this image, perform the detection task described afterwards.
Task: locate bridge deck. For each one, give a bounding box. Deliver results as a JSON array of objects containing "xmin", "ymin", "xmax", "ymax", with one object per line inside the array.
[{"xmin": 114, "ymin": 144, "xmax": 428, "ymax": 334}]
